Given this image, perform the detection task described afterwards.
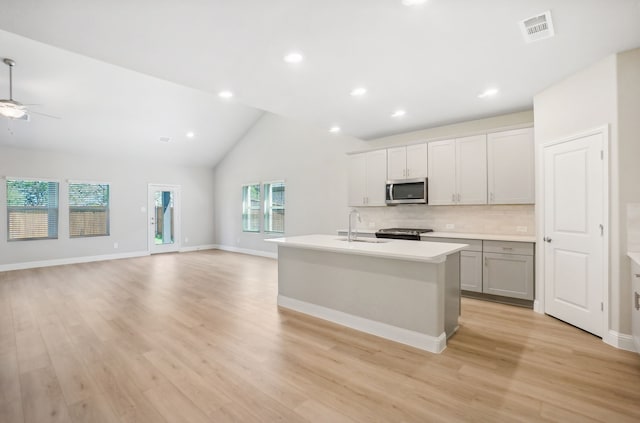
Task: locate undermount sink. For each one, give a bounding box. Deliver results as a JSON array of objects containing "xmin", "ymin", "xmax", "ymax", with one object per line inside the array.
[{"xmin": 337, "ymin": 237, "xmax": 390, "ymax": 243}]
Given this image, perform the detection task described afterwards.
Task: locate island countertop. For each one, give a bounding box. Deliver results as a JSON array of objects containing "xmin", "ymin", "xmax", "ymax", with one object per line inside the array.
[{"xmin": 265, "ymin": 234, "xmax": 467, "ymax": 263}]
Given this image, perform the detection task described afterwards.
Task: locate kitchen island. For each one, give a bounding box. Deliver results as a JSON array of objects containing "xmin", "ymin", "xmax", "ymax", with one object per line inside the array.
[{"xmin": 265, "ymin": 234, "xmax": 467, "ymax": 353}]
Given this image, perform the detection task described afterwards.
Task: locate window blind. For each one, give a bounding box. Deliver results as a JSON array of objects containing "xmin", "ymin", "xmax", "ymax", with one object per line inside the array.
[
  {"xmin": 264, "ymin": 182, "xmax": 285, "ymax": 233},
  {"xmin": 7, "ymin": 180, "xmax": 59, "ymax": 241},
  {"xmin": 69, "ymin": 183, "xmax": 110, "ymax": 237},
  {"xmin": 242, "ymin": 184, "xmax": 260, "ymax": 232}
]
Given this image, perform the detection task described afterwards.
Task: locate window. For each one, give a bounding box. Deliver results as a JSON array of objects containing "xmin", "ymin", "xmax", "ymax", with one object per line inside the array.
[
  {"xmin": 7, "ymin": 179, "xmax": 59, "ymax": 241},
  {"xmin": 242, "ymin": 184, "xmax": 260, "ymax": 232},
  {"xmin": 69, "ymin": 183, "xmax": 110, "ymax": 237},
  {"xmin": 264, "ymin": 181, "xmax": 285, "ymax": 233}
]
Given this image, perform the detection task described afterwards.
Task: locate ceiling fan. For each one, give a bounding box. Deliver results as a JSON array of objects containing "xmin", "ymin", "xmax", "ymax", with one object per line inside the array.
[{"xmin": 0, "ymin": 57, "xmax": 60, "ymax": 120}]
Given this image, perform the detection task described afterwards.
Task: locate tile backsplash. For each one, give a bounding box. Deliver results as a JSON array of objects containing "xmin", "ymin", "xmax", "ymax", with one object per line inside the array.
[
  {"xmin": 356, "ymin": 204, "xmax": 535, "ymax": 236},
  {"xmin": 628, "ymin": 203, "xmax": 640, "ymax": 252}
]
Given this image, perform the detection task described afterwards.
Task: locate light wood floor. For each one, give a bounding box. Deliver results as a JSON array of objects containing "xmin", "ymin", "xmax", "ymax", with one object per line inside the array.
[{"xmin": 1, "ymin": 250, "xmax": 639, "ymax": 423}]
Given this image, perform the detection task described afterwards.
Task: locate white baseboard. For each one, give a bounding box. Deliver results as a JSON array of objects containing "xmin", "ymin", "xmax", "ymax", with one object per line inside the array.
[
  {"xmin": 215, "ymin": 244, "xmax": 277, "ymax": 259},
  {"xmin": 180, "ymin": 244, "xmax": 217, "ymax": 253},
  {"xmin": 277, "ymin": 295, "xmax": 447, "ymax": 354},
  {"xmin": 603, "ymin": 329, "xmax": 637, "ymax": 353},
  {"xmin": 533, "ymin": 299, "xmax": 544, "ymax": 314},
  {"xmin": 0, "ymin": 250, "xmax": 150, "ymax": 272}
]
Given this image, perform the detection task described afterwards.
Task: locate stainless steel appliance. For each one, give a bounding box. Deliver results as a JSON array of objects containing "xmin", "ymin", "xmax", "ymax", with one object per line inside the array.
[
  {"xmin": 375, "ymin": 228, "xmax": 434, "ymax": 241},
  {"xmin": 385, "ymin": 178, "xmax": 428, "ymax": 205}
]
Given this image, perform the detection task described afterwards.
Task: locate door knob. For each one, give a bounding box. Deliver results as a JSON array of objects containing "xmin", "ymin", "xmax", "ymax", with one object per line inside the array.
[{"xmin": 543, "ymin": 237, "xmax": 552, "ymax": 243}]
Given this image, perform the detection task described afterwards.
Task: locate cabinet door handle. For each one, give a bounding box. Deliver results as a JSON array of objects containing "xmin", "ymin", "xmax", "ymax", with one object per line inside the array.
[
  {"xmin": 635, "ymin": 274, "xmax": 640, "ymax": 278},
  {"xmin": 457, "ymin": 193, "xmax": 461, "ymax": 202},
  {"xmin": 452, "ymin": 194, "xmax": 456, "ymax": 203},
  {"xmin": 490, "ymin": 192, "xmax": 494, "ymax": 202},
  {"xmin": 635, "ymin": 291, "xmax": 640, "ymax": 311},
  {"xmin": 484, "ymin": 257, "xmax": 488, "ymax": 266}
]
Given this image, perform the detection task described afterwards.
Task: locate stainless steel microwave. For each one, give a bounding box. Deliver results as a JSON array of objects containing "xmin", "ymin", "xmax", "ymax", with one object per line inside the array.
[{"xmin": 385, "ymin": 178, "xmax": 428, "ymax": 205}]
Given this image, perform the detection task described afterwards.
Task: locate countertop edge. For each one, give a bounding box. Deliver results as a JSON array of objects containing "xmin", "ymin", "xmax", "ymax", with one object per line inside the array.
[
  {"xmin": 266, "ymin": 235, "xmax": 467, "ymax": 264},
  {"xmin": 336, "ymin": 229, "xmax": 536, "ymax": 243},
  {"xmin": 628, "ymin": 252, "xmax": 640, "ymax": 266}
]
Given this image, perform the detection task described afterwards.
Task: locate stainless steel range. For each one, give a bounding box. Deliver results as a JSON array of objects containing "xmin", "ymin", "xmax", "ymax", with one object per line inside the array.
[{"xmin": 375, "ymin": 228, "xmax": 434, "ymax": 241}]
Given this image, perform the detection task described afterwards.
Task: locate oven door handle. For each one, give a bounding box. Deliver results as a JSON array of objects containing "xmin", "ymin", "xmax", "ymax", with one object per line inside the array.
[{"xmin": 388, "ymin": 184, "xmax": 394, "ymax": 201}]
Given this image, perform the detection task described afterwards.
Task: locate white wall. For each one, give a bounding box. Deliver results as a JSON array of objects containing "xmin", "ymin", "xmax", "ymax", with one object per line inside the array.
[
  {"xmin": 0, "ymin": 146, "xmax": 215, "ymax": 268},
  {"xmin": 534, "ymin": 48, "xmax": 640, "ymax": 338},
  {"xmin": 212, "ymin": 113, "xmax": 370, "ymax": 256}
]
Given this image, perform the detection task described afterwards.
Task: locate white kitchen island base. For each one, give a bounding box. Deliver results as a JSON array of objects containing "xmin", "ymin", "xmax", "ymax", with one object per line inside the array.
[{"xmin": 273, "ymin": 239, "xmax": 462, "ymax": 353}]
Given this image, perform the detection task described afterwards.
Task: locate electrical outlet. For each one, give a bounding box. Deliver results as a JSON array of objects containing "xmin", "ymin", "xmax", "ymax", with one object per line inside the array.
[
  {"xmin": 140, "ymin": 206, "xmax": 146, "ymax": 213},
  {"xmin": 516, "ymin": 226, "xmax": 528, "ymax": 233},
  {"xmin": 184, "ymin": 237, "xmax": 189, "ymax": 243},
  {"xmin": 445, "ymin": 224, "xmax": 455, "ymax": 230},
  {"xmin": 113, "ymin": 242, "xmax": 118, "ymax": 249},
  {"xmin": 368, "ymin": 222, "xmax": 376, "ymax": 228}
]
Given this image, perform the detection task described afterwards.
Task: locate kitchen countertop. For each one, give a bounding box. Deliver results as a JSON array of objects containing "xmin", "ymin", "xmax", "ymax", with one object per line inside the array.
[
  {"xmin": 266, "ymin": 234, "xmax": 467, "ymax": 263},
  {"xmin": 628, "ymin": 252, "xmax": 640, "ymax": 266},
  {"xmin": 337, "ymin": 229, "xmax": 536, "ymax": 243}
]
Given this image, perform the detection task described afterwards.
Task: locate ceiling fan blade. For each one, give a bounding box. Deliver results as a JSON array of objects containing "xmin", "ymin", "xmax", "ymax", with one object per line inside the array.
[{"xmin": 29, "ymin": 110, "xmax": 62, "ymax": 119}]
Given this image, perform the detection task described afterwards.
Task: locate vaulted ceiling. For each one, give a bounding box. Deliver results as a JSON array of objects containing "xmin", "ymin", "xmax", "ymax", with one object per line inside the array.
[{"xmin": 0, "ymin": 0, "xmax": 639, "ymax": 166}]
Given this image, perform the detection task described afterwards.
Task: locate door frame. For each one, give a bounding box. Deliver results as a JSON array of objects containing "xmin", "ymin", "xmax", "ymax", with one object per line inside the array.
[
  {"xmin": 148, "ymin": 183, "xmax": 181, "ymax": 254},
  {"xmin": 535, "ymin": 125, "xmax": 609, "ymax": 337}
]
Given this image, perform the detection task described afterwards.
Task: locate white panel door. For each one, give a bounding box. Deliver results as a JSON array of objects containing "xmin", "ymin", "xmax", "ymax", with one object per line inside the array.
[
  {"xmin": 428, "ymin": 139, "xmax": 456, "ymax": 205},
  {"xmin": 148, "ymin": 184, "xmax": 181, "ymax": 254},
  {"xmin": 387, "ymin": 147, "xmax": 407, "ymax": 180},
  {"xmin": 365, "ymin": 149, "xmax": 388, "ymax": 206},
  {"xmin": 543, "ymin": 133, "xmax": 604, "ymax": 337},
  {"xmin": 487, "ymin": 128, "xmax": 534, "ymax": 204},
  {"xmin": 348, "ymin": 153, "xmax": 367, "ymax": 206},
  {"xmin": 406, "ymin": 143, "xmax": 428, "ymax": 179},
  {"xmin": 456, "ymin": 135, "xmax": 487, "ymax": 204}
]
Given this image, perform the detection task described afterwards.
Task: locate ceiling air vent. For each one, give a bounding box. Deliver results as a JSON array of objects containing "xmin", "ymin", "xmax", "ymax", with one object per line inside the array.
[
  {"xmin": 519, "ymin": 10, "xmax": 555, "ymax": 43},
  {"xmin": 159, "ymin": 136, "xmax": 171, "ymax": 143}
]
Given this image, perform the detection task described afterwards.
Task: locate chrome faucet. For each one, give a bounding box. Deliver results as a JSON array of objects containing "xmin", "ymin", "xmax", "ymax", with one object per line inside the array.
[{"xmin": 348, "ymin": 209, "xmax": 361, "ymax": 242}]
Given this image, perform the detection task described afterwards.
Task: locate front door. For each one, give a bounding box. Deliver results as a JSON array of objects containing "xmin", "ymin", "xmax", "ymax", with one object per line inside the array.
[
  {"xmin": 148, "ymin": 184, "xmax": 180, "ymax": 254},
  {"xmin": 543, "ymin": 131, "xmax": 605, "ymax": 337}
]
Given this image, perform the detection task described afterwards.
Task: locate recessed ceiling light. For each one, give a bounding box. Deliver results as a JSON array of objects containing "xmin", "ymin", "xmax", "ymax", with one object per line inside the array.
[
  {"xmin": 478, "ymin": 88, "xmax": 499, "ymax": 98},
  {"xmin": 283, "ymin": 52, "xmax": 304, "ymax": 64},
  {"xmin": 218, "ymin": 90, "xmax": 234, "ymax": 99},
  {"xmin": 186, "ymin": 131, "xmax": 195, "ymax": 138},
  {"xmin": 350, "ymin": 87, "xmax": 367, "ymax": 97},
  {"xmin": 402, "ymin": 0, "xmax": 427, "ymax": 6},
  {"xmin": 329, "ymin": 126, "xmax": 341, "ymax": 133},
  {"xmin": 391, "ymin": 109, "xmax": 406, "ymax": 118}
]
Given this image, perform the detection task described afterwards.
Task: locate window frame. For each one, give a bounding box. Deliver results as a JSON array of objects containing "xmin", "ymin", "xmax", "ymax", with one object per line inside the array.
[
  {"xmin": 6, "ymin": 177, "xmax": 60, "ymax": 242},
  {"xmin": 263, "ymin": 180, "xmax": 285, "ymax": 234},
  {"xmin": 241, "ymin": 183, "xmax": 261, "ymax": 233},
  {"xmin": 68, "ymin": 180, "xmax": 111, "ymax": 238}
]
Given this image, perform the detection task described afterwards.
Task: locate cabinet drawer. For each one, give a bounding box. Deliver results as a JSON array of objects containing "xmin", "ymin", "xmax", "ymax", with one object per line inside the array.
[
  {"xmin": 483, "ymin": 240, "xmax": 533, "ymax": 256},
  {"xmin": 423, "ymin": 237, "xmax": 482, "ymax": 252}
]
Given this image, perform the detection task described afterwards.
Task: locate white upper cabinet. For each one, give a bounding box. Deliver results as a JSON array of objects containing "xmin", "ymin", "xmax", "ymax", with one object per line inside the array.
[
  {"xmin": 387, "ymin": 143, "xmax": 427, "ymax": 180},
  {"xmin": 456, "ymin": 135, "xmax": 488, "ymax": 204},
  {"xmin": 427, "ymin": 139, "xmax": 457, "ymax": 204},
  {"xmin": 428, "ymin": 135, "xmax": 487, "ymax": 205},
  {"xmin": 487, "ymin": 128, "xmax": 535, "ymax": 204},
  {"xmin": 348, "ymin": 149, "xmax": 387, "ymax": 207}
]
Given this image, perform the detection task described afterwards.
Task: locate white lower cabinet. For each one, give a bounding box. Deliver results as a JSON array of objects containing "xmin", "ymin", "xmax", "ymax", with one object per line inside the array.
[
  {"xmin": 425, "ymin": 237, "xmax": 534, "ymax": 301},
  {"xmin": 460, "ymin": 251, "xmax": 482, "ymax": 292},
  {"xmin": 482, "ymin": 241, "xmax": 534, "ymax": 300}
]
